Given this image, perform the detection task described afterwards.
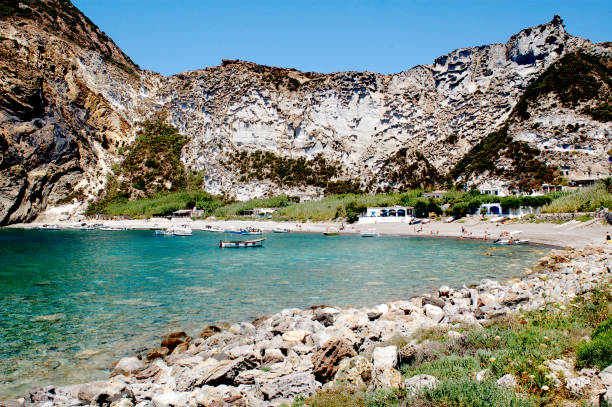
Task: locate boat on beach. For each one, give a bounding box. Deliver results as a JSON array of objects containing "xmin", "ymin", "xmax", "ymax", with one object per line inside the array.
[
  {"xmin": 273, "ymin": 228, "xmax": 290, "ymax": 233},
  {"xmin": 219, "ymin": 238, "xmax": 265, "ymax": 248},
  {"xmin": 494, "ymin": 231, "xmax": 529, "ymax": 245},
  {"xmin": 360, "ymin": 228, "xmax": 379, "ymax": 237},
  {"xmin": 324, "ymin": 226, "xmax": 339, "ymax": 236},
  {"xmin": 100, "ymin": 226, "xmax": 124, "ymax": 231},
  {"xmin": 38, "ymin": 224, "xmax": 60, "ymax": 230}
]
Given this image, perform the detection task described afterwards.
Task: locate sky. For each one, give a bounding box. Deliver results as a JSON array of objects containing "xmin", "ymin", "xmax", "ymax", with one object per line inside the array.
[{"xmin": 72, "ymin": 0, "xmax": 612, "ymax": 77}]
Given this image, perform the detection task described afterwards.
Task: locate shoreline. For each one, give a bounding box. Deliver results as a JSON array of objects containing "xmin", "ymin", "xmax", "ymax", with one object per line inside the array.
[
  {"xmin": 6, "ymin": 216, "xmax": 609, "ymax": 249},
  {"xmin": 7, "ymin": 242, "xmax": 612, "ymax": 406}
]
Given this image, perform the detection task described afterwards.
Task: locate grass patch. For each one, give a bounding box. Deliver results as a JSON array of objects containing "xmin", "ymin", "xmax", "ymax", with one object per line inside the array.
[
  {"xmin": 417, "ymin": 378, "xmax": 537, "ymax": 407},
  {"xmin": 87, "ymin": 190, "xmax": 222, "ymax": 218},
  {"xmin": 540, "ymin": 183, "xmax": 612, "ymax": 213},
  {"xmin": 398, "ymin": 286, "xmax": 612, "ymax": 406},
  {"xmin": 576, "ymin": 315, "xmax": 612, "ymax": 369}
]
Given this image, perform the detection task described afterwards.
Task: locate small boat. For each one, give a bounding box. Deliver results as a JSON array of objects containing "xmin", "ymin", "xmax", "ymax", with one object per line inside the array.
[
  {"xmin": 171, "ymin": 227, "xmax": 192, "ymax": 236},
  {"xmin": 273, "ymin": 228, "xmax": 290, "ymax": 233},
  {"xmin": 409, "ymin": 219, "xmax": 422, "ymax": 225},
  {"xmin": 324, "ymin": 226, "xmax": 339, "ymax": 236},
  {"xmin": 229, "ymin": 228, "xmax": 263, "ymax": 235},
  {"xmin": 219, "ymin": 238, "xmax": 265, "ymax": 248},
  {"xmin": 38, "ymin": 224, "xmax": 60, "ymax": 230},
  {"xmin": 201, "ymin": 225, "xmax": 224, "ymax": 233},
  {"xmin": 155, "ymin": 230, "xmax": 173, "ymax": 236},
  {"xmin": 100, "ymin": 227, "xmax": 123, "ymax": 231},
  {"xmin": 360, "ymin": 228, "xmax": 379, "ymax": 237},
  {"xmin": 495, "ymin": 239, "xmax": 529, "ymax": 245},
  {"xmin": 80, "ymin": 225, "xmax": 96, "ymax": 230},
  {"xmin": 494, "ymin": 231, "xmax": 528, "ymax": 245}
]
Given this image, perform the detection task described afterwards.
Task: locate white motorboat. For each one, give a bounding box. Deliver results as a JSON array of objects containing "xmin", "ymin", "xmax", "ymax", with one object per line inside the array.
[
  {"xmin": 272, "ymin": 228, "xmax": 290, "ymax": 233},
  {"xmin": 100, "ymin": 227, "xmax": 123, "ymax": 231},
  {"xmin": 219, "ymin": 238, "xmax": 265, "ymax": 248},
  {"xmin": 155, "ymin": 230, "xmax": 173, "ymax": 236},
  {"xmin": 201, "ymin": 225, "xmax": 224, "ymax": 232},
  {"xmin": 171, "ymin": 227, "xmax": 192, "ymax": 236}
]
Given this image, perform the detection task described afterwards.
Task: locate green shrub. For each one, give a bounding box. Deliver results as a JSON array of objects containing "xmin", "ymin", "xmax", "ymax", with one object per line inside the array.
[
  {"xmin": 345, "ymin": 201, "xmax": 367, "ymax": 223},
  {"xmin": 576, "ymin": 316, "xmax": 612, "ymax": 369},
  {"xmin": 415, "ymin": 378, "xmax": 537, "ymax": 407}
]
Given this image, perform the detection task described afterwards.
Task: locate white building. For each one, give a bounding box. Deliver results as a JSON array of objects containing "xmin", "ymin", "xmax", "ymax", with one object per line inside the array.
[{"xmin": 358, "ymin": 206, "xmax": 414, "ymax": 224}]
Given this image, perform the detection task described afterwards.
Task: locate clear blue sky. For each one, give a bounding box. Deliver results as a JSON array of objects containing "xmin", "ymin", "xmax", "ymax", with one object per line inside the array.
[{"xmin": 73, "ymin": 0, "xmax": 611, "ymax": 76}]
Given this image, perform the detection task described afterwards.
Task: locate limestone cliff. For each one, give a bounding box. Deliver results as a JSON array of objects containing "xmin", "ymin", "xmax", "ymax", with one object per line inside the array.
[{"xmin": 0, "ymin": 2, "xmax": 610, "ymax": 224}]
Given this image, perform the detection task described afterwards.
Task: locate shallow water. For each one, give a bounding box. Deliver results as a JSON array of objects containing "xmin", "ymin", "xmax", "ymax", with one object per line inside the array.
[{"xmin": 0, "ymin": 229, "xmax": 547, "ymax": 399}]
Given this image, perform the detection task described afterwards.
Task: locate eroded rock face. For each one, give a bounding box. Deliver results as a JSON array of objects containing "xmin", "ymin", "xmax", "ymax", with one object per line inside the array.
[
  {"xmin": 1, "ymin": 6, "xmax": 610, "ymax": 223},
  {"xmin": 311, "ymin": 338, "xmax": 356, "ymax": 383}
]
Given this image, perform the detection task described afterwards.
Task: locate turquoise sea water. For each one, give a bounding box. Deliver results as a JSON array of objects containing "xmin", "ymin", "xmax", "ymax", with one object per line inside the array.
[{"xmin": 0, "ymin": 229, "xmax": 548, "ymax": 399}]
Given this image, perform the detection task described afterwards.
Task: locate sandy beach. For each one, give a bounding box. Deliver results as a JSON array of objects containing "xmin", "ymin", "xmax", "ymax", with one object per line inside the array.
[{"xmin": 9, "ymin": 216, "xmax": 609, "ymax": 249}]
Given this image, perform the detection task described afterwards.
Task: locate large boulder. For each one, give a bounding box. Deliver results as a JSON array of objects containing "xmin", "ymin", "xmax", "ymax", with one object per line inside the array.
[
  {"xmin": 372, "ymin": 346, "xmax": 397, "ymax": 371},
  {"xmin": 312, "ymin": 338, "xmax": 356, "ymax": 383},
  {"xmin": 333, "ymin": 356, "xmax": 373, "ymax": 387},
  {"xmin": 369, "ymin": 368, "xmax": 402, "ymax": 390},
  {"xmin": 111, "ymin": 357, "xmax": 146, "ymax": 377},
  {"xmin": 496, "ymin": 374, "xmax": 518, "ymax": 389},
  {"xmin": 200, "ymin": 325, "xmax": 223, "ymax": 339},
  {"xmin": 404, "ymin": 374, "xmax": 439, "ymax": 396},
  {"xmin": 260, "ymin": 372, "xmax": 321, "ymax": 402},
  {"xmin": 424, "ymin": 304, "xmax": 444, "ymax": 323},
  {"xmin": 161, "ymin": 332, "xmax": 188, "ymax": 353},
  {"xmin": 196, "ymin": 356, "xmax": 259, "ymax": 387}
]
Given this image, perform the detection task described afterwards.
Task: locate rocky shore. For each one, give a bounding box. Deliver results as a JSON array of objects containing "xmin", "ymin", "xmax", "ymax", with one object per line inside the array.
[{"xmin": 7, "ymin": 245, "xmax": 612, "ymax": 407}]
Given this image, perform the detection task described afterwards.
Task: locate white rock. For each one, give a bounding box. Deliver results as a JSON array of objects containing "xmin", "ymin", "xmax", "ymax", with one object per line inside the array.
[
  {"xmin": 424, "ymin": 304, "xmax": 444, "ymax": 323},
  {"xmin": 496, "ymin": 374, "xmax": 518, "ymax": 389},
  {"xmin": 282, "ymin": 330, "xmax": 309, "ymax": 343},
  {"xmin": 600, "ymin": 365, "xmax": 612, "ymax": 387},
  {"xmin": 565, "ymin": 376, "xmax": 592, "ymax": 395},
  {"xmin": 111, "ymin": 357, "xmax": 145, "ymax": 377},
  {"xmin": 372, "ymin": 346, "xmax": 397, "ymax": 371},
  {"xmin": 404, "ymin": 374, "xmax": 439, "ymax": 395}
]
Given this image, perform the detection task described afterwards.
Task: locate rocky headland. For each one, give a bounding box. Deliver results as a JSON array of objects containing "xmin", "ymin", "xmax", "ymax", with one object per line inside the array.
[{"xmin": 8, "ymin": 245, "xmax": 611, "ymax": 407}]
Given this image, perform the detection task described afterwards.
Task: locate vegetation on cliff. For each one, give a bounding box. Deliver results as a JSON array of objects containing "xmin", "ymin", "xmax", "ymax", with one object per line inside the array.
[
  {"xmin": 514, "ymin": 52, "xmax": 612, "ymax": 122},
  {"xmin": 87, "ymin": 121, "xmax": 221, "ymax": 217},
  {"xmin": 221, "ymin": 150, "xmax": 363, "ymax": 195},
  {"xmin": 372, "ymin": 149, "xmax": 441, "ymax": 193},
  {"xmin": 448, "ymin": 125, "xmax": 559, "ymax": 192}
]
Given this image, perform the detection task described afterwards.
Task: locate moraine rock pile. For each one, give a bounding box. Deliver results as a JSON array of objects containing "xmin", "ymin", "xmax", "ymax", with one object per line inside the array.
[{"xmin": 9, "ymin": 245, "xmax": 612, "ymax": 407}]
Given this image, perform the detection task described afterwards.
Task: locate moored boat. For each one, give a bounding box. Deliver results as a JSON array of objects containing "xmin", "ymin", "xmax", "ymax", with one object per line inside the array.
[
  {"xmin": 272, "ymin": 228, "xmax": 289, "ymax": 233},
  {"xmin": 230, "ymin": 227, "xmax": 263, "ymax": 235},
  {"xmin": 171, "ymin": 226, "xmax": 192, "ymax": 236},
  {"xmin": 219, "ymin": 238, "xmax": 265, "ymax": 248},
  {"xmin": 100, "ymin": 227, "xmax": 124, "ymax": 231},
  {"xmin": 201, "ymin": 225, "xmax": 224, "ymax": 232},
  {"xmin": 360, "ymin": 228, "xmax": 379, "ymax": 237}
]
